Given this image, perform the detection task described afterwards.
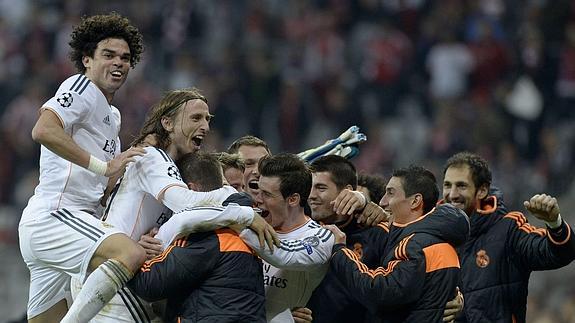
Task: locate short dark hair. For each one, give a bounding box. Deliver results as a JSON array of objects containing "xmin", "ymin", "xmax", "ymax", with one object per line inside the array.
[
  {"xmin": 227, "ymin": 135, "xmax": 271, "ymax": 155},
  {"xmin": 69, "ymin": 12, "xmax": 144, "ymax": 73},
  {"xmin": 214, "ymin": 152, "xmax": 245, "ymax": 173},
  {"xmin": 310, "ymin": 155, "xmax": 357, "ymax": 190},
  {"xmin": 392, "ymin": 165, "xmax": 439, "ymax": 214},
  {"xmin": 258, "ymin": 153, "xmax": 311, "ymax": 207},
  {"xmin": 176, "ymin": 152, "xmax": 223, "ymax": 192},
  {"xmin": 443, "ymin": 152, "xmax": 492, "ymax": 190},
  {"xmin": 358, "ymin": 173, "xmax": 386, "ymax": 203}
]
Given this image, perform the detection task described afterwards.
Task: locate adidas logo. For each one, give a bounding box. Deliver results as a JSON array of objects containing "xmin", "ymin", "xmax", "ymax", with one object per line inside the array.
[{"xmin": 103, "ymin": 115, "xmax": 111, "ymax": 126}]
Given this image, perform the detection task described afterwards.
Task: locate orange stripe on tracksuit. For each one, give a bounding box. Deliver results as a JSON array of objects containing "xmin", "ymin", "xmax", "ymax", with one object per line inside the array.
[
  {"xmin": 215, "ymin": 228, "xmax": 254, "ymax": 254},
  {"xmin": 422, "ymin": 243, "xmax": 460, "ymax": 273}
]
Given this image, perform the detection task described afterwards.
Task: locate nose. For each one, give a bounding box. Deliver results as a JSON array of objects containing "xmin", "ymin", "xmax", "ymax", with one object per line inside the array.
[
  {"xmin": 379, "ymin": 196, "xmax": 388, "ymax": 208},
  {"xmin": 447, "ymin": 187, "xmax": 459, "ymax": 200}
]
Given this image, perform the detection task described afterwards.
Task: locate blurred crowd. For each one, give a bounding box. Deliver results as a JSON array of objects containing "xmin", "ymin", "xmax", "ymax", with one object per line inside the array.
[{"xmin": 1, "ymin": 0, "xmax": 575, "ymax": 322}]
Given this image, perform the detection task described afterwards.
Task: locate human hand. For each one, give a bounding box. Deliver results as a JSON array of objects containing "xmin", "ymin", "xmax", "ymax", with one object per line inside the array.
[
  {"xmin": 249, "ymin": 212, "xmax": 280, "ymax": 251},
  {"xmin": 331, "ymin": 189, "xmax": 367, "ymax": 216},
  {"xmin": 291, "ymin": 307, "xmax": 312, "ymax": 323},
  {"xmin": 523, "ymin": 194, "xmax": 560, "ymax": 223},
  {"xmin": 355, "ymin": 202, "xmax": 389, "ymax": 226},
  {"xmin": 443, "ymin": 287, "xmax": 464, "ymax": 322},
  {"xmin": 323, "ymin": 224, "xmax": 346, "ymax": 244},
  {"xmin": 139, "ymin": 227, "xmax": 163, "ymax": 260},
  {"xmin": 105, "ymin": 146, "xmax": 146, "ymax": 177}
]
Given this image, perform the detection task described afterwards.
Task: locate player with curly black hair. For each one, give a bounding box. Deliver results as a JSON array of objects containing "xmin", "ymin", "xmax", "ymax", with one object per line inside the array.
[{"xmin": 19, "ymin": 13, "xmax": 148, "ymax": 323}]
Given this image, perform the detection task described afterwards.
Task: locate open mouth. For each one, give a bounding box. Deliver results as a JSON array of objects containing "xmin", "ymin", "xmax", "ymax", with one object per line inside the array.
[
  {"xmin": 111, "ymin": 71, "xmax": 123, "ymax": 78},
  {"xmin": 191, "ymin": 135, "xmax": 203, "ymax": 147},
  {"xmin": 248, "ymin": 181, "xmax": 259, "ymax": 190}
]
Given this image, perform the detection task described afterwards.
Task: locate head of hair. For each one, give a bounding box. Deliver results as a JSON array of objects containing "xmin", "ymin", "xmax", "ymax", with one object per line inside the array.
[
  {"xmin": 227, "ymin": 135, "xmax": 271, "ymax": 155},
  {"xmin": 69, "ymin": 12, "xmax": 144, "ymax": 73},
  {"xmin": 443, "ymin": 152, "xmax": 492, "ymax": 191},
  {"xmin": 176, "ymin": 152, "xmax": 223, "ymax": 191},
  {"xmin": 358, "ymin": 173, "xmax": 386, "ymax": 203},
  {"xmin": 258, "ymin": 153, "xmax": 311, "ymax": 207},
  {"xmin": 131, "ymin": 88, "xmax": 207, "ymax": 150},
  {"xmin": 310, "ymin": 155, "xmax": 357, "ymax": 190},
  {"xmin": 214, "ymin": 152, "xmax": 245, "ymax": 173},
  {"xmin": 392, "ymin": 165, "xmax": 439, "ymax": 214}
]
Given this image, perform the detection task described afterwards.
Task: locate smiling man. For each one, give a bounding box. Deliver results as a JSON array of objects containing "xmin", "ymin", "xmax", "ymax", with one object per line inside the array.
[
  {"xmin": 18, "ymin": 13, "xmax": 148, "ymax": 323},
  {"xmin": 442, "ymin": 152, "xmax": 575, "ymax": 323},
  {"xmin": 227, "ymin": 135, "xmax": 271, "ymax": 199},
  {"xmin": 325, "ymin": 165, "xmax": 469, "ymax": 322}
]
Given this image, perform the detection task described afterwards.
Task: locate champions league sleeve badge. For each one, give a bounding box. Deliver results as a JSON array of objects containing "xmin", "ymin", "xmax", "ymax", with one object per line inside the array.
[
  {"xmin": 302, "ymin": 236, "xmax": 320, "ymax": 255},
  {"xmin": 57, "ymin": 92, "xmax": 73, "ymax": 108}
]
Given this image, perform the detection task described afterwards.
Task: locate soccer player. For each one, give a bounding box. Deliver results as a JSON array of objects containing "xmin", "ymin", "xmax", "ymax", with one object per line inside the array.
[
  {"xmin": 227, "ymin": 135, "xmax": 271, "ymax": 199},
  {"xmin": 325, "ymin": 165, "xmax": 470, "ymax": 322},
  {"xmin": 305, "ymin": 155, "xmax": 389, "ymax": 323},
  {"xmin": 441, "ymin": 152, "xmax": 575, "ymax": 322},
  {"xmin": 18, "ymin": 13, "xmax": 147, "ymax": 323},
  {"xmin": 128, "ymin": 152, "xmax": 269, "ymax": 322},
  {"xmin": 72, "ymin": 89, "xmax": 275, "ymax": 322},
  {"xmin": 215, "ymin": 152, "xmax": 246, "ymax": 192}
]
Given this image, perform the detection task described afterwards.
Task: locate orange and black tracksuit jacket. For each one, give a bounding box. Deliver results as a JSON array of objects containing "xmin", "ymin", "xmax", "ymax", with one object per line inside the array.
[
  {"xmin": 306, "ymin": 219, "xmax": 390, "ymax": 323},
  {"xmin": 330, "ymin": 204, "xmax": 470, "ymax": 323},
  {"xmin": 128, "ymin": 228, "xmax": 266, "ymax": 323},
  {"xmin": 447, "ymin": 192, "xmax": 575, "ymax": 323}
]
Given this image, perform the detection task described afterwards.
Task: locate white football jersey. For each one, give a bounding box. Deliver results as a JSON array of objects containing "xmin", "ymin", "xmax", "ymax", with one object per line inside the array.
[
  {"xmin": 103, "ymin": 146, "xmax": 238, "ymax": 240},
  {"xmin": 26, "ymin": 74, "xmax": 121, "ymax": 215},
  {"xmin": 242, "ymin": 218, "xmax": 334, "ymax": 323}
]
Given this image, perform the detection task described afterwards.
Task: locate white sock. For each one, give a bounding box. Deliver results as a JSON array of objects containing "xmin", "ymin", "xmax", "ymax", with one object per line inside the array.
[{"xmin": 61, "ymin": 259, "xmax": 133, "ymax": 323}]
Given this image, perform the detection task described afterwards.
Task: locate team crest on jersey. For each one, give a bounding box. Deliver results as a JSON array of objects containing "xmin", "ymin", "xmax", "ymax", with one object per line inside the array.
[
  {"xmin": 167, "ymin": 165, "xmax": 182, "ymax": 181},
  {"xmin": 57, "ymin": 92, "xmax": 73, "ymax": 108},
  {"xmin": 302, "ymin": 236, "xmax": 320, "ymax": 255},
  {"xmin": 352, "ymin": 242, "xmax": 364, "ymax": 260},
  {"xmin": 476, "ymin": 249, "xmax": 490, "ymax": 268}
]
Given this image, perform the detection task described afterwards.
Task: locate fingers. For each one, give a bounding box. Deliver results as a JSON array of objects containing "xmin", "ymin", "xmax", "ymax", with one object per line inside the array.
[
  {"xmin": 524, "ymin": 193, "xmax": 560, "ymax": 221},
  {"xmin": 138, "ymin": 235, "xmax": 163, "ymax": 260},
  {"xmin": 332, "ymin": 190, "xmax": 365, "ymax": 215},
  {"xmin": 292, "ymin": 307, "xmax": 313, "ymax": 323}
]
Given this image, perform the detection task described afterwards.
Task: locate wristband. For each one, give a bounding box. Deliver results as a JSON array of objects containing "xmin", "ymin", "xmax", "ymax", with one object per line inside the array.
[
  {"xmin": 88, "ymin": 155, "xmax": 108, "ymax": 176},
  {"xmin": 545, "ymin": 214, "xmax": 562, "ymax": 229}
]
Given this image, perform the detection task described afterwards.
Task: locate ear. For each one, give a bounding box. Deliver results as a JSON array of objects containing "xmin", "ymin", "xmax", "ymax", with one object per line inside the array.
[
  {"xmin": 344, "ymin": 184, "xmax": 353, "ymax": 191},
  {"xmin": 82, "ymin": 55, "xmax": 91, "ymax": 69},
  {"xmin": 187, "ymin": 182, "xmax": 200, "ymax": 191},
  {"xmin": 411, "ymin": 193, "xmax": 424, "ymax": 211},
  {"xmin": 161, "ymin": 116, "xmax": 174, "ymax": 132},
  {"xmin": 476, "ymin": 184, "xmax": 489, "ymax": 200},
  {"xmin": 287, "ymin": 193, "xmax": 300, "ymax": 207}
]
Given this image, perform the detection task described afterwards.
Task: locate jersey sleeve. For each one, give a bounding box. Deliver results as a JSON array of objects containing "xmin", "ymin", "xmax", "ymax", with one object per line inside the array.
[
  {"xmin": 162, "ymin": 185, "xmax": 239, "ymax": 214},
  {"xmin": 135, "ymin": 147, "xmax": 187, "ymax": 199},
  {"xmin": 329, "ymin": 236, "xmax": 428, "ymax": 311},
  {"xmin": 505, "ymin": 212, "xmax": 575, "ymax": 270},
  {"xmin": 43, "ymin": 89, "xmax": 91, "ymax": 131},
  {"xmin": 240, "ymin": 226, "xmax": 334, "ymax": 271},
  {"xmin": 155, "ymin": 204, "xmax": 255, "ymax": 249},
  {"xmin": 128, "ymin": 234, "xmax": 219, "ymax": 302}
]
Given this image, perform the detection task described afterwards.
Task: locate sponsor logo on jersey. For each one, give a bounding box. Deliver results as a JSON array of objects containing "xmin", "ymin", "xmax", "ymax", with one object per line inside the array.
[
  {"xmin": 103, "ymin": 115, "xmax": 111, "ymax": 126},
  {"xmin": 57, "ymin": 92, "xmax": 73, "ymax": 108},
  {"xmin": 476, "ymin": 249, "xmax": 490, "ymax": 268}
]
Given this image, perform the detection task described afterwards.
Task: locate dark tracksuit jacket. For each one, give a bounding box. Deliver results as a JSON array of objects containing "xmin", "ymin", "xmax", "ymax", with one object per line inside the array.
[
  {"xmin": 306, "ymin": 215, "xmax": 390, "ymax": 323},
  {"xmin": 128, "ymin": 228, "xmax": 266, "ymax": 323},
  {"xmin": 447, "ymin": 193, "xmax": 575, "ymax": 323},
  {"xmin": 330, "ymin": 204, "xmax": 470, "ymax": 323}
]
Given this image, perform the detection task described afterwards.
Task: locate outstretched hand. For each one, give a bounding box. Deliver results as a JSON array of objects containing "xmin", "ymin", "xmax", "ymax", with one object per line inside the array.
[
  {"xmin": 523, "ymin": 194, "xmax": 560, "ymax": 223},
  {"xmin": 105, "ymin": 146, "xmax": 146, "ymax": 177}
]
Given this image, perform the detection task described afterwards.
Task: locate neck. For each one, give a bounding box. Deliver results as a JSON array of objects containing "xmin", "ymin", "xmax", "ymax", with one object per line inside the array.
[
  {"xmin": 393, "ymin": 212, "xmax": 423, "ymax": 225},
  {"xmin": 275, "ymin": 208, "xmax": 309, "ymax": 232}
]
